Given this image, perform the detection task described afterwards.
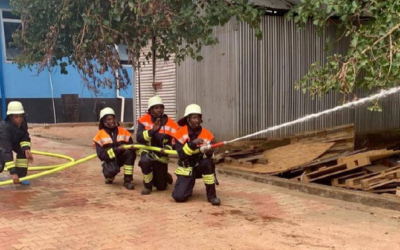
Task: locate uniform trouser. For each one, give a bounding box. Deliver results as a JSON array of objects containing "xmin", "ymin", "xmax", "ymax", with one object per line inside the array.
[
  {"xmin": 172, "ymin": 158, "xmax": 217, "ymax": 202},
  {"xmin": 103, "ymin": 150, "xmax": 136, "ymax": 182},
  {"xmin": 138, "ymin": 152, "xmax": 168, "ymax": 190},
  {"xmin": 0, "ymin": 147, "xmax": 28, "ymax": 178}
]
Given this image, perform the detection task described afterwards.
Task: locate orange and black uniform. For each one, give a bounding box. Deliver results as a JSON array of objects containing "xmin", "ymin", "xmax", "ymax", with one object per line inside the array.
[
  {"xmin": 93, "ymin": 126, "xmax": 135, "ymax": 182},
  {"xmin": 172, "ymin": 125, "xmax": 217, "ymax": 202},
  {"xmin": 0, "ymin": 116, "xmax": 31, "ymax": 176},
  {"xmin": 136, "ymin": 113, "xmax": 178, "ymax": 190}
]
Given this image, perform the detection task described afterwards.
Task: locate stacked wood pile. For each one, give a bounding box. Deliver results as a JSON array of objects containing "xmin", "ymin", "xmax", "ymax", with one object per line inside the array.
[
  {"xmin": 216, "ymin": 124, "xmax": 400, "ymax": 196},
  {"xmin": 216, "ymin": 124, "xmax": 355, "ymax": 172},
  {"xmin": 299, "ymin": 149, "xmax": 400, "ymax": 194}
]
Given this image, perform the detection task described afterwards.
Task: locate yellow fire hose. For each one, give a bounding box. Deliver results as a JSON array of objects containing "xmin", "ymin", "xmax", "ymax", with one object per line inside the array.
[
  {"xmin": 0, "ymin": 144, "xmax": 178, "ymax": 187},
  {"xmin": 28, "ymin": 150, "xmax": 75, "ymax": 171}
]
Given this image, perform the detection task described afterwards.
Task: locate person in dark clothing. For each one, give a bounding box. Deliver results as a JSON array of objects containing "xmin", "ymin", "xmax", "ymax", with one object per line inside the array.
[
  {"xmin": 172, "ymin": 104, "xmax": 221, "ymax": 206},
  {"xmin": 0, "ymin": 101, "xmax": 33, "ymax": 185},
  {"xmin": 93, "ymin": 107, "xmax": 136, "ymax": 190},
  {"xmin": 136, "ymin": 95, "xmax": 179, "ymax": 195}
]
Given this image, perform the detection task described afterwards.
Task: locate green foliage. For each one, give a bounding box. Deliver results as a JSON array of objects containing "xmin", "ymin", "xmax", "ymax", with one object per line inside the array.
[
  {"xmin": 11, "ymin": 0, "xmax": 263, "ymax": 93},
  {"xmin": 287, "ymin": 0, "xmax": 400, "ymax": 99}
]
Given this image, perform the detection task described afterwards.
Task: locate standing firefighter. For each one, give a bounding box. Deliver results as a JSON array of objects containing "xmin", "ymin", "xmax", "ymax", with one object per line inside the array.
[
  {"xmin": 137, "ymin": 96, "xmax": 179, "ymax": 195},
  {"xmin": 172, "ymin": 104, "xmax": 221, "ymax": 206},
  {"xmin": 0, "ymin": 101, "xmax": 33, "ymax": 185},
  {"xmin": 93, "ymin": 107, "xmax": 136, "ymax": 190}
]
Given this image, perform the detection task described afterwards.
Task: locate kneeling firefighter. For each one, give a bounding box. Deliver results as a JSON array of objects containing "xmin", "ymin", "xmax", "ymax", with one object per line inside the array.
[
  {"xmin": 93, "ymin": 107, "xmax": 136, "ymax": 190},
  {"xmin": 172, "ymin": 104, "xmax": 221, "ymax": 206},
  {"xmin": 0, "ymin": 101, "xmax": 33, "ymax": 185},
  {"xmin": 136, "ymin": 96, "xmax": 179, "ymax": 195}
]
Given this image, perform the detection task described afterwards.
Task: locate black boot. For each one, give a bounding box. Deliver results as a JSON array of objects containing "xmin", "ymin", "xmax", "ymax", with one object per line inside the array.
[
  {"xmin": 208, "ymin": 198, "xmax": 221, "ymax": 206},
  {"xmin": 141, "ymin": 187, "xmax": 152, "ymax": 195},
  {"xmin": 166, "ymin": 172, "xmax": 173, "ymax": 185},
  {"xmin": 124, "ymin": 182, "xmax": 134, "ymax": 190},
  {"xmin": 105, "ymin": 178, "xmax": 114, "ymax": 184}
]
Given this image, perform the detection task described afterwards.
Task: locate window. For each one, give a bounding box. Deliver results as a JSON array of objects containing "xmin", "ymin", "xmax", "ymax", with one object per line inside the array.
[
  {"xmin": 117, "ymin": 44, "xmax": 130, "ymax": 65},
  {"xmin": 1, "ymin": 10, "xmax": 21, "ymax": 61}
]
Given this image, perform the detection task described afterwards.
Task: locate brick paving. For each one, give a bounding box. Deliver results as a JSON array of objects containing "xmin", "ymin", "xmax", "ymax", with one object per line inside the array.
[{"xmin": 0, "ymin": 137, "xmax": 399, "ymax": 250}]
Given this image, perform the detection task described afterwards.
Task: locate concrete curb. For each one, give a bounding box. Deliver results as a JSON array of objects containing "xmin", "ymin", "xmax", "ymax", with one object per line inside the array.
[{"xmin": 217, "ymin": 168, "xmax": 400, "ymax": 211}]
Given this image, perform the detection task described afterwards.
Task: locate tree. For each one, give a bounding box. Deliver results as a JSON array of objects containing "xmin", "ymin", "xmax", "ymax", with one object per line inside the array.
[
  {"xmin": 11, "ymin": 0, "xmax": 263, "ymax": 94},
  {"xmin": 287, "ymin": 0, "xmax": 400, "ymax": 104}
]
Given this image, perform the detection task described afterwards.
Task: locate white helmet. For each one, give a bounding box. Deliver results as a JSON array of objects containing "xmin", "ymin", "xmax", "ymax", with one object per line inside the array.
[
  {"xmin": 7, "ymin": 101, "xmax": 25, "ymax": 115},
  {"xmin": 184, "ymin": 104, "xmax": 202, "ymax": 117},
  {"xmin": 99, "ymin": 107, "xmax": 116, "ymax": 121},
  {"xmin": 147, "ymin": 95, "xmax": 164, "ymax": 110},
  {"xmin": 178, "ymin": 104, "xmax": 202, "ymax": 126}
]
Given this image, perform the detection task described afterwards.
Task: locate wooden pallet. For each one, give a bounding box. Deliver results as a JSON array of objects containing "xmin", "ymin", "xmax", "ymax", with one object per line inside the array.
[
  {"xmin": 331, "ymin": 171, "xmax": 368, "ymax": 187},
  {"xmin": 345, "ymin": 166, "xmax": 400, "ymax": 189},
  {"xmin": 301, "ymin": 157, "xmax": 371, "ymax": 183},
  {"xmin": 361, "ymin": 168, "xmax": 400, "ymax": 190}
]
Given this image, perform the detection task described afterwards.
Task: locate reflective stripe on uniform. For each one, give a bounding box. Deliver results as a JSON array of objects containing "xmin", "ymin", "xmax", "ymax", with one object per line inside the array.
[
  {"xmin": 5, "ymin": 161, "xmax": 15, "ymax": 170},
  {"xmin": 107, "ymin": 148, "xmax": 116, "ymax": 159},
  {"xmin": 93, "ymin": 127, "xmax": 131, "ymax": 147},
  {"xmin": 20, "ymin": 141, "xmax": 31, "ymax": 148},
  {"xmin": 183, "ymin": 144, "xmax": 194, "ymax": 156},
  {"xmin": 124, "ymin": 165, "xmax": 134, "ymax": 175},
  {"xmin": 143, "ymin": 172, "xmax": 153, "ymax": 183},
  {"xmin": 96, "ymin": 138, "xmax": 113, "ymax": 146},
  {"xmin": 174, "ymin": 166, "xmax": 193, "ymax": 176},
  {"xmin": 117, "ymin": 135, "xmax": 131, "ymax": 142},
  {"xmin": 16, "ymin": 159, "xmax": 28, "ymax": 168},
  {"xmin": 202, "ymin": 174, "xmax": 215, "ymax": 185},
  {"xmin": 143, "ymin": 130, "xmax": 152, "ymax": 141}
]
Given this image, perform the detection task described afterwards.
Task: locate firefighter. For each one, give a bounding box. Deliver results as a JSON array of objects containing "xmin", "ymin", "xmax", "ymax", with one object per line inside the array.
[
  {"xmin": 0, "ymin": 101, "xmax": 33, "ymax": 185},
  {"xmin": 136, "ymin": 95, "xmax": 179, "ymax": 195},
  {"xmin": 172, "ymin": 104, "xmax": 221, "ymax": 206},
  {"xmin": 93, "ymin": 107, "xmax": 136, "ymax": 190}
]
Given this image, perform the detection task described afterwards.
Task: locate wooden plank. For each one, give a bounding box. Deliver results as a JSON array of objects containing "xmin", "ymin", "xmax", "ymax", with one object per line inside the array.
[
  {"xmin": 364, "ymin": 165, "xmax": 390, "ymax": 173},
  {"xmin": 396, "ymin": 187, "xmax": 400, "ymax": 197},
  {"xmin": 365, "ymin": 179, "xmax": 400, "ymax": 191},
  {"xmin": 221, "ymin": 149, "xmax": 258, "ymax": 158},
  {"xmin": 224, "ymin": 157, "xmax": 253, "ymax": 167},
  {"xmin": 237, "ymin": 154, "xmax": 268, "ymax": 164}
]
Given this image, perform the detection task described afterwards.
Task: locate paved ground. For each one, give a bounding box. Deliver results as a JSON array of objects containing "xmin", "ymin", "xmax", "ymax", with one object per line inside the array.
[{"xmin": 0, "ymin": 135, "xmax": 399, "ymax": 250}]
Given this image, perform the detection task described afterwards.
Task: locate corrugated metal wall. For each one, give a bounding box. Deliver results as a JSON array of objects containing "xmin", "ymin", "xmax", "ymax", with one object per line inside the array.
[
  {"xmin": 176, "ymin": 19, "xmax": 240, "ymax": 140},
  {"xmin": 238, "ymin": 16, "xmax": 355, "ymax": 138},
  {"xmin": 176, "ymin": 16, "xmax": 400, "ymax": 141},
  {"xmin": 135, "ymin": 46, "xmax": 177, "ymax": 122}
]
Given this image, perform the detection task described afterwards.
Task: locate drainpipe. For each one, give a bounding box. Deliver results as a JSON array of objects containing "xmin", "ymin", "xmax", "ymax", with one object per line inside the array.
[
  {"xmin": 132, "ymin": 66, "xmax": 137, "ymax": 130},
  {"xmin": 116, "ymin": 80, "xmax": 125, "ymax": 122},
  {"xmin": 0, "ymin": 37, "xmax": 6, "ymax": 120},
  {"xmin": 115, "ymin": 45, "xmax": 125, "ymax": 122},
  {"xmin": 115, "ymin": 69, "xmax": 125, "ymax": 122},
  {"xmin": 47, "ymin": 61, "xmax": 57, "ymax": 123}
]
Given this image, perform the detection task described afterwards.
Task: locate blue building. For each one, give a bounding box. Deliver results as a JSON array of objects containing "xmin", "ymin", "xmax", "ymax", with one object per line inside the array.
[{"xmin": 0, "ymin": 0, "xmax": 134, "ymax": 123}]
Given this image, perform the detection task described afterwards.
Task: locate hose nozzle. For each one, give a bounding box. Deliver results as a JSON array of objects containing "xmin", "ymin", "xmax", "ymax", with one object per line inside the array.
[{"xmin": 200, "ymin": 141, "xmax": 226, "ymax": 153}]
